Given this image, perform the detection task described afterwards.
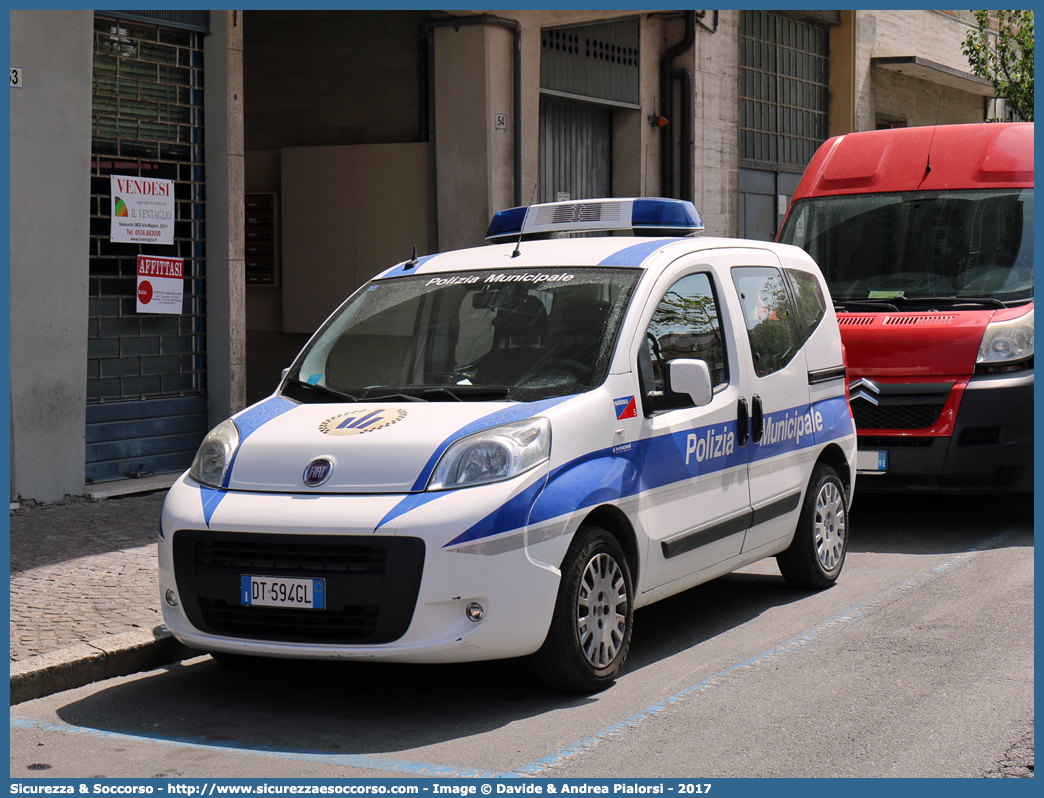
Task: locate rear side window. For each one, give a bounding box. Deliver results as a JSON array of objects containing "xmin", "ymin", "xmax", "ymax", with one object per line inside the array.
[
  {"xmin": 731, "ymin": 266, "xmax": 801, "ymax": 378},
  {"xmin": 786, "ymin": 268, "xmax": 826, "ymax": 342}
]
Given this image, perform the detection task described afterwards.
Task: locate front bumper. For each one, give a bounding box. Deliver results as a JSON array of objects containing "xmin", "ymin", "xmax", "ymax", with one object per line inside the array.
[
  {"xmin": 158, "ymin": 473, "xmax": 564, "ymax": 663},
  {"xmin": 856, "ymin": 369, "xmax": 1033, "ymax": 493}
]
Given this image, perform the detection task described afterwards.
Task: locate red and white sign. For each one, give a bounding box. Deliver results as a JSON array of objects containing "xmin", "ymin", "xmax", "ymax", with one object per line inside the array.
[
  {"xmin": 136, "ymin": 255, "xmax": 184, "ymax": 314},
  {"xmin": 110, "ymin": 175, "xmax": 175, "ymax": 245}
]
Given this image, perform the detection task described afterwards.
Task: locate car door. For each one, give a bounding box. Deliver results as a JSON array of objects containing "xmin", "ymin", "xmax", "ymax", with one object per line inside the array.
[
  {"xmin": 730, "ymin": 258, "xmax": 813, "ymax": 554},
  {"xmin": 633, "ymin": 263, "xmax": 752, "ymax": 593}
]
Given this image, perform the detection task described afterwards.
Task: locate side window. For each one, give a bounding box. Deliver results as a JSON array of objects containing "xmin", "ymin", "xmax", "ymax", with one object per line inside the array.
[
  {"xmin": 786, "ymin": 268, "xmax": 826, "ymax": 343},
  {"xmin": 640, "ymin": 272, "xmax": 727, "ymax": 409},
  {"xmin": 731, "ymin": 266, "xmax": 801, "ymax": 378}
]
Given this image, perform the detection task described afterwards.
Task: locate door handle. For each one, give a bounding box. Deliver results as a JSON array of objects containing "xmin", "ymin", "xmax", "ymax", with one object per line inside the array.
[
  {"xmin": 751, "ymin": 395, "xmax": 764, "ymax": 443},
  {"xmin": 737, "ymin": 397, "xmax": 750, "ymax": 446}
]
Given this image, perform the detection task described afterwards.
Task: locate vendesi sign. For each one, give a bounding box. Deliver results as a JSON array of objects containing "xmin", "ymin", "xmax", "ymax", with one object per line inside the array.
[
  {"xmin": 136, "ymin": 255, "xmax": 184, "ymax": 314},
  {"xmin": 110, "ymin": 175, "xmax": 175, "ymax": 245}
]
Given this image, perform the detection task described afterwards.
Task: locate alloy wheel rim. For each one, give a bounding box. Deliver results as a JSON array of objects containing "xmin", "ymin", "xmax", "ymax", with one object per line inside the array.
[
  {"xmin": 814, "ymin": 481, "xmax": 845, "ymax": 570},
  {"xmin": 575, "ymin": 552, "xmax": 628, "ymax": 668}
]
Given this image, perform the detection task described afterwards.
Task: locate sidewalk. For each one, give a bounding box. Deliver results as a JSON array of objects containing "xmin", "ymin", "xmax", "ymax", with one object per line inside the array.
[{"xmin": 10, "ymin": 488, "xmax": 200, "ymax": 704}]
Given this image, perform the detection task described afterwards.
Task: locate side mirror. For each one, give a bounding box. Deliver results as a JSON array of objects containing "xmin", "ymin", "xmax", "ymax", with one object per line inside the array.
[
  {"xmin": 667, "ymin": 359, "xmax": 713, "ymax": 407},
  {"xmin": 281, "ymin": 367, "xmax": 290, "ymax": 381}
]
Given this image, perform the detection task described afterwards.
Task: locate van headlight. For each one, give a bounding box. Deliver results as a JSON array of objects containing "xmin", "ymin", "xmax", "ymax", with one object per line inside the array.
[
  {"xmin": 977, "ymin": 308, "xmax": 1033, "ymax": 365},
  {"xmin": 188, "ymin": 419, "xmax": 241, "ymax": 488},
  {"xmin": 427, "ymin": 418, "xmax": 551, "ymax": 490}
]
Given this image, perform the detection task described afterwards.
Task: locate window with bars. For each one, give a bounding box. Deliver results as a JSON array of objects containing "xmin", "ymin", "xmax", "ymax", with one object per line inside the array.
[
  {"xmin": 88, "ymin": 15, "xmax": 206, "ymax": 404},
  {"xmin": 739, "ymin": 11, "xmax": 829, "ymax": 172}
]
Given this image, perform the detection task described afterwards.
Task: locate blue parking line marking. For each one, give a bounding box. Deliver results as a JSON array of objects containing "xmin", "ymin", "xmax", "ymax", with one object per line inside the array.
[
  {"xmin": 512, "ymin": 528, "xmax": 1018, "ymax": 776},
  {"xmin": 10, "ymin": 530, "xmax": 1015, "ymax": 778},
  {"xmin": 8, "ymin": 717, "xmax": 515, "ymax": 778}
]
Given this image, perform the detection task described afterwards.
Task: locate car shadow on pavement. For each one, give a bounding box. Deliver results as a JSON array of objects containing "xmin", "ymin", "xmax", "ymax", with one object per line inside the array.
[
  {"xmin": 38, "ymin": 490, "xmax": 1032, "ymax": 763},
  {"xmin": 847, "ymin": 491, "xmax": 1033, "ymax": 556},
  {"xmin": 47, "ymin": 570, "xmax": 810, "ymax": 759}
]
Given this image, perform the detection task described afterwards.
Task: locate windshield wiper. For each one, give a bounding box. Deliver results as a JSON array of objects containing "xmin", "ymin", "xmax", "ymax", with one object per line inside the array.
[
  {"xmin": 371, "ymin": 386, "xmax": 513, "ymax": 402},
  {"xmin": 425, "ymin": 385, "xmax": 512, "ymax": 401},
  {"xmin": 287, "ymin": 379, "xmax": 361, "ymax": 403},
  {"xmin": 359, "ymin": 389, "xmax": 426, "ymax": 402},
  {"xmin": 900, "ymin": 296, "xmax": 1008, "ymax": 310},
  {"xmin": 836, "ymin": 296, "xmax": 1009, "ymax": 313},
  {"xmin": 836, "ymin": 299, "xmax": 899, "ymax": 312},
  {"xmin": 421, "ymin": 387, "xmax": 464, "ymax": 402}
]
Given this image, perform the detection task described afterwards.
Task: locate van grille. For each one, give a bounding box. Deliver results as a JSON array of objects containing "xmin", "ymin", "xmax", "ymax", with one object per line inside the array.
[
  {"xmin": 883, "ymin": 315, "xmax": 956, "ymax": 325},
  {"xmin": 850, "ymin": 399, "xmax": 944, "ymax": 430},
  {"xmin": 173, "ymin": 531, "xmax": 424, "ymax": 645}
]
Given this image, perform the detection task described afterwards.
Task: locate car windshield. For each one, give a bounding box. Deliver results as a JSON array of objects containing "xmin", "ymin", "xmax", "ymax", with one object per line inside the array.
[
  {"xmin": 283, "ymin": 267, "xmax": 642, "ymax": 403},
  {"xmin": 778, "ymin": 188, "xmax": 1033, "ymax": 306}
]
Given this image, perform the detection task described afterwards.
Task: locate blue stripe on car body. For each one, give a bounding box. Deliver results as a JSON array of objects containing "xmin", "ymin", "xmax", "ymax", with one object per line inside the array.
[
  {"xmin": 406, "ymin": 395, "xmax": 576, "ymax": 493},
  {"xmin": 375, "ymin": 395, "xmax": 576, "ymax": 532},
  {"xmin": 444, "ymin": 395, "xmax": 853, "ymax": 548},
  {"xmin": 198, "ymin": 395, "xmax": 299, "ymax": 524},
  {"xmin": 598, "ymin": 239, "xmax": 671, "ymax": 267}
]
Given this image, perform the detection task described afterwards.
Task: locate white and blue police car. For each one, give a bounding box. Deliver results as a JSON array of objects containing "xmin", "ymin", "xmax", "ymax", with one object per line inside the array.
[{"xmin": 159, "ymin": 197, "xmax": 856, "ymax": 692}]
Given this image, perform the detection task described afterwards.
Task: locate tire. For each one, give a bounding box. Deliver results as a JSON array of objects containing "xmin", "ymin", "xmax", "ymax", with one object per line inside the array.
[
  {"xmin": 776, "ymin": 463, "xmax": 848, "ymax": 589},
  {"xmin": 532, "ymin": 525, "xmax": 634, "ymax": 693}
]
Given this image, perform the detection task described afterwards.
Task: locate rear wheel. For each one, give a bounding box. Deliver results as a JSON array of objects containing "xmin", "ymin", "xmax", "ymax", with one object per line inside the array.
[
  {"xmin": 777, "ymin": 463, "xmax": 848, "ymax": 589},
  {"xmin": 532, "ymin": 525, "xmax": 633, "ymax": 693}
]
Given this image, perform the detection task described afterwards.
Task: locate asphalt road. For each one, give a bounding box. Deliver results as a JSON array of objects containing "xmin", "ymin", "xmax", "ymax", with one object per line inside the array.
[{"xmin": 10, "ymin": 493, "xmax": 1033, "ymax": 780}]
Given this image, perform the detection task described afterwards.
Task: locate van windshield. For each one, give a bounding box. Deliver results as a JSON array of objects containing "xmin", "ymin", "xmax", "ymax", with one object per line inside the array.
[
  {"xmin": 778, "ymin": 188, "xmax": 1033, "ymax": 307},
  {"xmin": 282, "ymin": 267, "xmax": 642, "ymax": 403}
]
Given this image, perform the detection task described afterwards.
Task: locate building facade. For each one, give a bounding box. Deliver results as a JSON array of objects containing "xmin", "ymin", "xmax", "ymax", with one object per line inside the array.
[{"xmin": 9, "ymin": 9, "xmax": 998, "ymax": 504}]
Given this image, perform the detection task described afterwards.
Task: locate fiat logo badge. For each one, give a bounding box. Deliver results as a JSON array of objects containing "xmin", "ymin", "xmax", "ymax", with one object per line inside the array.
[{"xmin": 303, "ymin": 458, "xmax": 333, "ymax": 487}]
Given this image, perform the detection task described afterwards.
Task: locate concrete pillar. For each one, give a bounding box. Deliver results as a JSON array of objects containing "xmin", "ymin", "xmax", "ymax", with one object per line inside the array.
[
  {"xmin": 433, "ymin": 24, "xmax": 494, "ymax": 252},
  {"xmin": 693, "ymin": 10, "xmax": 740, "ymax": 238},
  {"xmin": 829, "ymin": 11, "xmax": 857, "ymax": 136},
  {"xmin": 204, "ymin": 11, "xmax": 247, "ymax": 425},
  {"xmin": 9, "ymin": 11, "xmax": 94, "ymax": 502}
]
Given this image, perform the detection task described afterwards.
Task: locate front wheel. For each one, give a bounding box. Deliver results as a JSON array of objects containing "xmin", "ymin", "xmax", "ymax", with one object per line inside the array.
[
  {"xmin": 532, "ymin": 525, "xmax": 634, "ymax": 693},
  {"xmin": 776, "ymin": 463, "xmax": 848, "ymax": 589}
]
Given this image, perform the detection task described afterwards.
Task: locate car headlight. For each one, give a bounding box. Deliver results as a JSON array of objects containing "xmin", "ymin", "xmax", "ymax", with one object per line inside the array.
[
  {"xmin": 188, "ymin": 419, "xmax": 241, "ymax": 488},
  {"xmin": 428, "ymin": 418, "xmax": 551, "ymax": 491},
  {"xmin": 977, "ymin": 308, "xmax": 1034, "ymax": 365}
]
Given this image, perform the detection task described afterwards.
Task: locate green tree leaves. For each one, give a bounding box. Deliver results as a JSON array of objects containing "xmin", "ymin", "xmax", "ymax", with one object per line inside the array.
[{"xmin": 962, "ymin": 10, "xmax": 1034, "ymax": 122}]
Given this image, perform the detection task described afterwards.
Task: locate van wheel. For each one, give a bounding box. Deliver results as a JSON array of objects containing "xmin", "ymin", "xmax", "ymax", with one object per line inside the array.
[
  {"xmin": 777, "ymin": 464, "xmax": 848, "ymax": 589},
  {"xmin": 532, "ymin": 525, "xmax": 633, "ymax": 693}
]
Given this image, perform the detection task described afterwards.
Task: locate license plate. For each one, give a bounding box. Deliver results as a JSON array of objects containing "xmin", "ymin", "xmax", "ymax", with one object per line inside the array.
[
  {"xmin": 856, "ymin": 449, "xmax": 888, "ymax": 473},
  {"xmin": 241, "ymin": 575, "xmax": 325, "ymax": 610}
]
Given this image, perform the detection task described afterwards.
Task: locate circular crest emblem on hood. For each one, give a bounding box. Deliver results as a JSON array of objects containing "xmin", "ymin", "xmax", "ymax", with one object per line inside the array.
[
  {"xmin": 319, "ymin": 408, "xmax": 408, "ymax": 436},
  {"xmin": 303, "ymin": 458, "xmax": 334, "ymax": 487}
]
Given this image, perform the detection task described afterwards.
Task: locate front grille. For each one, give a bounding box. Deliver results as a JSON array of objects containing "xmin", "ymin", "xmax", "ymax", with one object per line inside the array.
[
  {"xmin": 851, "ymin": 399, "xmax": 944, "ymax": 430},
  {"xmin": 858, "ymin": 435, "xmax": 935, "ymax": 449},
  {"xmin": 197, "ymin": 599, "xmax": 381, "ymax": 643},
  {"xmin": 194, "ymin": 538, "xmax": 387, "ymax": 575},
  {"xmin": 173, "ymin": 531, "xmax": 424, "ymax": 645}
]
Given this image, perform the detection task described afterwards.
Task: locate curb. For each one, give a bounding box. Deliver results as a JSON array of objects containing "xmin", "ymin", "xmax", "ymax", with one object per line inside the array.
[{"xmin": 10, "ymin": 627, "xmax": 203, "ymax": 705}]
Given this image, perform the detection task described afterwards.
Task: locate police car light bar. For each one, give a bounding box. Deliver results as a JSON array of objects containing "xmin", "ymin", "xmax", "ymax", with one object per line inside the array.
[{"xmin": 485, "ymin": 198, "xmax": 704, "ymax": 244}]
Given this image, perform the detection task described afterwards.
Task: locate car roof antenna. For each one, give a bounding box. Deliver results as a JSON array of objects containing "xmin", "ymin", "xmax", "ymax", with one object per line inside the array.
[
  {"xmin": 511, "ymin": 183, "xmax": 539, "ymax": 258},
  {"xmin": 404, "ymin": 245, "xmax": 420, "ymax": 269},
  {"xmin": 921, "ymin": 96, "xmax": 943, "ymax": 183}
]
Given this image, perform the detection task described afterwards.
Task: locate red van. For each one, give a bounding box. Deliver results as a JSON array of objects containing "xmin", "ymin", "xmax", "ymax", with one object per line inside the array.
[{"xmin": 777, "ymin": 123, "xmax": 1032, "ymax": 493}]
